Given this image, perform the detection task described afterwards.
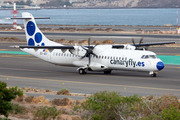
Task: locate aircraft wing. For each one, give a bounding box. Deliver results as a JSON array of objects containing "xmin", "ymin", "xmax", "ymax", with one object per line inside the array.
[
  {"xmin": 11, "ymin": 45, "xmax": 75, "ymax": 49},
  {"xmin": 133, "ymin": 41, "xmax": 175, "ymax": 47}
]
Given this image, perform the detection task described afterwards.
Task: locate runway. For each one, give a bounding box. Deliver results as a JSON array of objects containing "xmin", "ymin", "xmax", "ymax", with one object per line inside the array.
[{"xmin": 0, "ymin": 42, "xmax": 180, "ymax": 98}]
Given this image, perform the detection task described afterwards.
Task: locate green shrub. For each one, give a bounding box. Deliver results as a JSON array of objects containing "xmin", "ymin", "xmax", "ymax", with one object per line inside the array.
[
  {"xmin": 34, "ymin": 106, "xmax": 61, "ymax": 120},
  {"xmin": 160, "ymin": 105, "xmax": 180, "ymax": 120},
  {"xmin": 9, "ymin": 103, "xmax": 24, "ymax": 114},
  {"xmin": 73, "ymin": 91, "xmax": 142, "ymax": 120},
  {"xmin": 135, "ymin": 94, "xmax": 180, "ymax": 119},
  {"xmin": 0, "ymin": 81, "xmax": 23, "ymax": 118},
  {"xmin": 57, "ymin": 88, "xmax": 70, "ymax": 95}
]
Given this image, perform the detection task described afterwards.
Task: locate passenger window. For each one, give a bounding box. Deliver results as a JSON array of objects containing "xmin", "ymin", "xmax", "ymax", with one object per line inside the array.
[
  {"xmin": 119, "ymin": 57, "xmax": 121, "ymax": 60},
  {"xmin": 99, "ymin": 56, "xmax": 101, "ymax": 59},
  {"xmin": 56, "ymin": 53, "xmax": 58, "ymax": 56},
  {"xmin": 116, "ymin": 57, "xmax": 118, "ymax": 60},
  {"xmin": 105, "ymin": 56, "xmax": 106, "ymax": 59},
  {"xmin": 107, "ymin": 56, "xmax": 109, "ymax": 59},
  {"xmin": 102, "ymin": 56, "xmax": 104, "ymax": 59},
  {"xmin": 70, "ymin": 54, "xmax": 71, "ymax": 57},
  {"xmin": 64, "ymin": 53, "xmax": 66, "ymax": 56},
  {"xmin": 113, "ymin": 57, "xmax": 115, "ymax": 60}
]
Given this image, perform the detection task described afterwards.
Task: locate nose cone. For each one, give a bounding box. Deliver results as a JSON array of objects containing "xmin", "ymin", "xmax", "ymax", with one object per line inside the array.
[{"xmin": 156, "ymin": 61, "xmax": 164, "ymax": 70}]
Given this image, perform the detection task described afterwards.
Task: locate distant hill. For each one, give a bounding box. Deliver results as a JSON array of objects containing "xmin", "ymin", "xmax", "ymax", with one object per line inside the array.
[
  {"xmin": 72, "ymin": 0, "xmax": 180, "ymax": 8},
  {"xmin": 137, "ymin": 0, "xmax": 180, "ymax": 8}
]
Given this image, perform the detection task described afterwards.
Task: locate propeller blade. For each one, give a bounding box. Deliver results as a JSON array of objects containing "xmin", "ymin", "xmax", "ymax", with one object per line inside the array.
[
  {"xmin": 88, "ymin": 55, "xmax": 91, "ymax": 66},
  {"xmin": 80, "ymin": 55, "xmax": 86, "ymax": 60},
  {"xmin": 81, "ymin": 46, "xmax": 88, "ymax": 51},
  {"xmin": 92, "ymin": 43, "xmax": 99, "ymax": 50},
  {"xmin": 92, "ymin": 53, "xmax": 98, "ymax": 58},
  {"xmin": 139, "ymin": 37, "xmax": 144, "ymax": 45},
  {"xmin": 132, "ymin": 38, "xmax": 135, "ymax": 46},
  {"xmin": 88, "ymin": 36, "xmax": 91, "ymax": 47}
]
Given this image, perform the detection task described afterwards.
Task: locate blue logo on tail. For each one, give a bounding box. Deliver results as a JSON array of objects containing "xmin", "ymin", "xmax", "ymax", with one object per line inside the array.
[{"xmin": 27, "ymin": 21, "xmax": 45, "ymax": 46}]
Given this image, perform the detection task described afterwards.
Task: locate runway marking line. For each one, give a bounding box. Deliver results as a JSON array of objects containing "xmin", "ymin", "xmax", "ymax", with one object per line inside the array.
[
  {"xmin": 0, "ymin": 55, "xmax": 37, "ymax": 59},
  {"xmin": 0, "ymin": 67, "xmax": 72, "ymax": 74},
  {"xmin": 166, "ymin": 66, "xmax": 180, "ymax": 69},
  {"xmin": 0, "ymin": 74, "xmax": 180, "ymax": 92}
]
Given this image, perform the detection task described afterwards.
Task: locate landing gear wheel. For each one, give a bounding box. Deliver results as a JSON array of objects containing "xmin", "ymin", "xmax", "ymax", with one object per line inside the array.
[
  {"xmin": 104, "ymin": 70, "xmax": 112, "ymax": 74},
  {"xmin": 79, "ymin": 69, "xmax": 86, "ymax": 75},
  {"xmin": 151, "ymin": 73, "xmax": 156, "ymax": 77}
]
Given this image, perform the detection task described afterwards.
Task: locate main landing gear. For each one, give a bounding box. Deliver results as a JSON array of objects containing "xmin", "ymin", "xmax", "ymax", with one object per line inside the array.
[
  {"xmin": 78, "ymin": 68, "xmax": 112, "ymax": 75},
  {"xmin": 104, "ymin": 70, "xmax": 112, "ymax": 74},
  {"xmin": 78, "ymin": 68, "xmax": 87, "ymax": 75},
  {"xmin": 149, "ymin": 71, "xmax": 157, "ymax": 77}
]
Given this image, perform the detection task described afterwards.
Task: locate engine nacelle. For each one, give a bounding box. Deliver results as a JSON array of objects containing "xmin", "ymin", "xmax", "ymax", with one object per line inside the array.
[
  {"xmin": 90, "ymin": 63, "xmax": 108, "ymax": 71},
  {"xmin": 69, "ymin": 46, "xmax": 86, "ymax": 56},
  {"xmin": 123, "ymin": 45, "xmax": 136, "ymax": 50}
]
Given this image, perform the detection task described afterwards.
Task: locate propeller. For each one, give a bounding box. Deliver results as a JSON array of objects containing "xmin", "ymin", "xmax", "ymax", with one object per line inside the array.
[
  {"xmin": 80, "ymin": 36, "xmax": 98, "ymax": 66},
  {"xmin": 132, "ymin": 37, "xmax": 144, "ymax": 50}
]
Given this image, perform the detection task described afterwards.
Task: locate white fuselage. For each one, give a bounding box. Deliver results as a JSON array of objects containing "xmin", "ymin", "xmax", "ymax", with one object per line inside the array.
[{"xmin": 21, "ymin": 45, "xmax": 162, "ymax": 72}]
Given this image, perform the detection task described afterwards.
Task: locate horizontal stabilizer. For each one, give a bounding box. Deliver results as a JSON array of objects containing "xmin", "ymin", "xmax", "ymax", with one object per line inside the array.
[
  {"xmin": 10, "ymin": 17, "xmax": 50, "ymax": 19},
  {"xmin": 10, "ymin": 45, "xmax": 74, "ymax": 49}
]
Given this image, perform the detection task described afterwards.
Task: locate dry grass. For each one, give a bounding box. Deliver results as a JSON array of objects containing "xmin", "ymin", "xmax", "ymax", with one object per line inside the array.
[
  {"xmin": 52, "ymin": 98, "xmax": 73, "ymax": 106},
  {"xmin": 9, "ymin": 95, "xmax": 83, "ymax": 120},
  {"xmin": 102, "ymin": 39, "xmax": 114, "ymax": 44},
  {"xmin": 0, "ymin": 37, "xmax": 25, "ymax": 42},
  {"xmin": 57, "ymin": 90, "xmax": 70, "ymax": 95},
  {"xmin": 25, "ymin": 96, "xmax": 34, "ymax": 103},
  {"xmin": 32, "ymin": 96, "xmax": 45, "ymax": 104}
]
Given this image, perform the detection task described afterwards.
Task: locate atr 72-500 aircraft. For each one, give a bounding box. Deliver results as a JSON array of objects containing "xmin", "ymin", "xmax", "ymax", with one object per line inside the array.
[{"xmin": 11, "ymin": 12, "xmax": 175, "ymax": 77}]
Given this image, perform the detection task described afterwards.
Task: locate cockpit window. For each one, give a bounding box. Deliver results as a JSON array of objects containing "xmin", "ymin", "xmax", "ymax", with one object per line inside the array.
[
  {"xmin": 144, "ymin": 55, "xmax": 149, "ymax": 59},
  {"xmin": 149, "ymin": 55, "xmax": 157, "ymax": 59},
  {"xmin": 142, "ymin": 55, "xmax": 157, "ymax": 59},
  {"xmin": 141, "ymin": 55, "xmax": 145, "ymax": 59}
]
